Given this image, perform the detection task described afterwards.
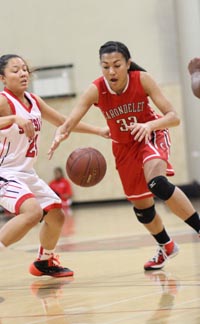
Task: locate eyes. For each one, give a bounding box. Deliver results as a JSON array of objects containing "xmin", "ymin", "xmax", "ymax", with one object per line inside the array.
[
  {"xmin": 102, "ymin": 65, "xmax": 121, "ymax": 70},
  {"xmin": 11, "ymin": 67, "xmax": 28, "ymax": 74}
]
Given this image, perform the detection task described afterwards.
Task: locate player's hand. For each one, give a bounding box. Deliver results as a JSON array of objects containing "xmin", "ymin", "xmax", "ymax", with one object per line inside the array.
[
  {"xmin": 15, "ymin": 116, "xmax": 35, "ymax": 139},
  {"xmin": 48, "ymin": 125, "xmax": 69, "ymax": 159},
  {"xmin": 188, "ymin": 57, "xmax": 200, "ymax": 75},
  {"xmin": 98, "ymin": 126, "xmax": 111, "ymax": 139},
  {"xmin": 127, "ymin": 122, "xmax": 152, "ymax": 143}
]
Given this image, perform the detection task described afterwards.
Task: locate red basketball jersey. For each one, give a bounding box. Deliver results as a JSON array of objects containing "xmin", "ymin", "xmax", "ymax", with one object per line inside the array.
[{"xmin": 93, "ymin": 71, "xmax": 160, "ymax": 143}]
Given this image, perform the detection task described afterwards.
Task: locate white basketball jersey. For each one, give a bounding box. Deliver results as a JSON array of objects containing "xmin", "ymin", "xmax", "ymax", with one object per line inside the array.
[{"xmin": 0, "ymin": 89, "xmax": 42, "ymax": 172}]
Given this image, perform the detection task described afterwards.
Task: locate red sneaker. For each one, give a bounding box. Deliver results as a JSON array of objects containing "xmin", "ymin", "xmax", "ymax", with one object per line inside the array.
[
  {"xmin": 144, "ymin": 240, "xmax": 179, "ymax": 271},
  {"xmin": 29, "ymin": 254, "xmax": 74, "ymax": 278}
]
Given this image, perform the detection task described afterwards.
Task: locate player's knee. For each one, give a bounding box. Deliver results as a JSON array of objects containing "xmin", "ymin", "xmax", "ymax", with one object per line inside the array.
[
  {"xmin": 134, "ymin": 205, "xmax": 156, "ymax": 224},
  {"xmin": 44, "ymin": 208, "xmax": 65, "ymax": 226},
  {"xmin": 25, "ymin": 206, "xmax": 43, "ymax": 227},
  {"xmin": 148, "ymin": 176, "xmax": 175, "ymax": 201}
]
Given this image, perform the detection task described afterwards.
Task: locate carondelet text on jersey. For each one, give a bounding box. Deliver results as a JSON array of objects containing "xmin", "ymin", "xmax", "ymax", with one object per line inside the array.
[{"xmin": 103, "ymin": 101, "xmax": 145, "ymax": 120}]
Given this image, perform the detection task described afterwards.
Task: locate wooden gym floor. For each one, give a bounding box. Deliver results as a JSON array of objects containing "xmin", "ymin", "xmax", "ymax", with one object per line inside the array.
[{"xmin": 0, "ymin": 200, "xmax": 200, "ymax": 324}]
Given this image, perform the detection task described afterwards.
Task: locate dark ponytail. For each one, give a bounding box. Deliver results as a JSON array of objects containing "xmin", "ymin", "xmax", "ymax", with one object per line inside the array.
[
  {"xmin": 0, "ymin": 54, "xmax": 30, "ymax": 76},
  {"xmin": 129, "ymin": 61, "xmax": 146, "ymax": 72},
  {"xmin": 99, "ymin": 41, "xmax": 146, "ymax": 72}
]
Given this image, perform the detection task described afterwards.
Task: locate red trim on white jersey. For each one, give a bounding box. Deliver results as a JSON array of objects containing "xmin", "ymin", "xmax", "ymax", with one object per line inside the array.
[
  {"xmin": 0, "ymin": 89, "xmax": 41, "ymax": 171},
  {"xmin": 15, "ymin": 193, "xmax": 35, "ymax": 214},
  {"xmin": 30, "ymin": 94, "xmax": 41, "ymax": 111},
  {"xmin": 0, "ymin": 93, "xmax": 16, "ymax": 114},
  {"xmin": 44, "ymin": 203, "xmax": 62, "ymax": 212},
  {"xmin": 4, "ymin": 88, "xmax": 33, "ymax": 113}
]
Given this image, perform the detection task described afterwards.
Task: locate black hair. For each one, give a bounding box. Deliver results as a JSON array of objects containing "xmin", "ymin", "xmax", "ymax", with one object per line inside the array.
[
  {"xmin": 0, "ymin": 54, "xmax": 30, "ymax": 76},
  {"xmin": 99, "ymin": 41, "xmax": 146, "ymax": 72},
  {"xmin": 54, "ymin": 167, "xmax": 64, "ymax": 176}
]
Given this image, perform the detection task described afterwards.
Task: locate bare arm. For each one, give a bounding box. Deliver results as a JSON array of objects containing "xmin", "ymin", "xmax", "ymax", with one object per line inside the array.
[
  {"xmin": 188, "ymin": 57, "xmax": 200, "ymax": 98},
  {"xmin": 55, "ymin": 84, "xmax": 99, "ymax": 133},
  {"xmin": 34, "ymin": 91, "xmax": 107, "ymax": 136},
  {"xmin": 129, "ymin": 72, "xmax": 180, "ymax": 142},
  {"xmin": 48, "ymin": 84, "xmax": 103, "ymax": 158},
  {"xmin": 141, "ymin": 72, "xmax": 180, "ymax": 130}
]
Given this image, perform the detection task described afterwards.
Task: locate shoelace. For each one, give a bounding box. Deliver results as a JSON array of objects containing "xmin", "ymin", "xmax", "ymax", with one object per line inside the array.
[
  {"xmin": 49, "ymin": 254, "xmax": 62, "ymax": 267},
  {"xmin": 150, "ymin": 245, "xmax": 168, "ymax": 263}
]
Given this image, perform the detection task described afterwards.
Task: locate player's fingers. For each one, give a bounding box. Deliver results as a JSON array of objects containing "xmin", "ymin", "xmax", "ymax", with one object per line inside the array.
[
  {"xmin": 48, "ymin": 143, "xmax": 58, "ymax": 160},
  {"xmin": 103, "ymin": 130, "xmax": 111, "ymax": 139},
  {"xmin": 51, "ymin": 139, "xmax": 60, "ymax": 151},
  {"xmin": 145, "ymin": 133, "xmax": 150, "ymax": 144},
  {"xmin": 137, "ymin": 133, "xmax": 145, "ymax": 142},
  {"xmin": 130, "ymin": 125, "xmax": 140, "ymax": 135},
  {"xmin": 61, "ymin": 133, "xmax": 69, "ymax": 140},
  {"xmin": 47, "ymin": 133, "xmax": 68, "ymax": 159},
  {"xmin": 134, "ymin": 127, "xmax": 145, "ymax": 141},
  {"xmin": 48, "ymin": 140, "xmax": 59, "ymax": 157},
  {"xmin": 47, "ymin": 149, "xmax": 54, "ymax": 160},
  {"xmin": 24, "ymin": 123, "xmax": 35, "ymax": 139}
]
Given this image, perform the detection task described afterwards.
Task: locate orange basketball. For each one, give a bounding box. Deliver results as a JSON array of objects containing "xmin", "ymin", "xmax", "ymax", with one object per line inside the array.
[{"xmin": 66, "ymin": 147, "xmax": 107, "ymax": 187}]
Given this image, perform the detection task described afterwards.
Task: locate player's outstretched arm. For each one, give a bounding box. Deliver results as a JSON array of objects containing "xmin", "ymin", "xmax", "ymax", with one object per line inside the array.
[
  {"xmin": 188, "ymin": 57, "xmax": 200, "ymax": 98},
  {"xmin": 33, "ymin": 89, "xmax": 109, "ymax": 136},
  {"xmin": 46, "ymin": 84, "xmax": 108, "ymax": 159},
  {"xmin": 33, "ymin": 90, "xmax": 110, "ymax": 143}
]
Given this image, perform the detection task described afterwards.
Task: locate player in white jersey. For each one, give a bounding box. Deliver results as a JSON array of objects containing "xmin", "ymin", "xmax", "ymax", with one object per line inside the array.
[{"xmin": 0, "ymin": 54, "xmax": 109, "ymax": 277}]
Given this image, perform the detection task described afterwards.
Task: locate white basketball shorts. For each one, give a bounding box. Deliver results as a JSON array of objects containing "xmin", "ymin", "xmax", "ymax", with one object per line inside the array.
[{"xmin": 0, "ymin": 169, "xmax": 61, "ymax": 214}]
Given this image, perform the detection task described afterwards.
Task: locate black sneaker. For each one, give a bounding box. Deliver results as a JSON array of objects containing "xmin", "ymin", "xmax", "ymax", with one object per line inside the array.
[{"xmin": 29, "ymin": 254, "xmax": 74, "ymax": 278}]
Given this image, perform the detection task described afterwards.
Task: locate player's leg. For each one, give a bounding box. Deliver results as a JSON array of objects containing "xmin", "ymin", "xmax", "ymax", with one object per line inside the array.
[
  {"xmin": 39, "ymin": 208, "xmax": 64, "ymax": 250},
  {"xmin": 29, "ymin": 207, "xmax": 73, "ymax": 277},
  {"xmin": 27, "ymin": 175, "xmax": 73, "ymax": 277},
  {"xmin": 112, "ymin": 142, "xmax": 177, "ymax": 270},
  {"xmin": 132, "ymin": 196, "xmax": 178, "ymax": 271},
  {"xmin": 132, "ymin": 197, "xmax": 165, "ymax": 235},
  {"xmin": 144, "ymin": 159, "xmax": 200, "ymax": 233},
  {"xmin": 0, "ymin": 198, "xmax": 42, "ymax": 248}
]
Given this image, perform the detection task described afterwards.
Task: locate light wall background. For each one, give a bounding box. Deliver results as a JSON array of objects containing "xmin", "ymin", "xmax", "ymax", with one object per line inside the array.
[{"xmin": 0, "ymin": 0, "xmax": 190, "ymax": 201}]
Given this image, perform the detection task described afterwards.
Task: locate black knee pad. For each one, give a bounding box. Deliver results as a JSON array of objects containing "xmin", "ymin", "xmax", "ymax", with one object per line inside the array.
[
  {"xmin": 134, "ymin": 205, "xmax": 156, "ymax": 224},
  {"xmin": 148, "ymin": 176, "xmax": 175, "ymax": 201}
]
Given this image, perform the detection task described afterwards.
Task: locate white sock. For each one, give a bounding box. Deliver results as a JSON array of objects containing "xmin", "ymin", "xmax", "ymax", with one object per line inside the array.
[
  {"xmin": 0, "ymin": 242, "xmax": 6, "ymax": 250},
  {"xmin": 38, "ymin": 246, "xmax": 55, "ymax": 260}
]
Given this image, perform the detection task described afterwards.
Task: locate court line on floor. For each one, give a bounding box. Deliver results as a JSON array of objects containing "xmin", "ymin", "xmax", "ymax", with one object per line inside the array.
[
  {"xmin": 2, "ymin": 290, "xmax": 164, "ymax": 324},
  {"xmin": 64, "ymin": 290, "xmax": 165, "ymax": 313},
  {"xmin": 2, "ymin": 297, "xmax": 200, "ymax": 324},
  {"xmin": 98, "ymin": 297, "xmax": 200, "ymax": 324}
]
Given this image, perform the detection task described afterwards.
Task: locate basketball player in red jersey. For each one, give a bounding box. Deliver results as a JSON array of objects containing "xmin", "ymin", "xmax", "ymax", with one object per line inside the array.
[
  {"xmin": 49, "ymin": 41, "xmax": 200, "ymax": 271},
  {"xmin": 188, "ymin": 57, "xmax": 200, "ymax": 98},
  {"xmin": 0, "ymin": 54, "xmax": 109, "ymax": 277},
  {"xmin": 49, "ymin": 167, "xmax": 73, "ymax": 207}
]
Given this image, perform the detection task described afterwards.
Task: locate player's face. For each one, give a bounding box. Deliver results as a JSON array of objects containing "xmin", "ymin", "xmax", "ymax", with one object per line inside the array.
[
  {"xmin": 100, "ymin": 52, "xmax": 131, "ymax": 94},
  {"xmin": 54, "ymin": 169, "xmax": 62, "ymax": 180},
  {"xmin": 1, "ymin": 58, "xmax": 30, "ymax": 93}
]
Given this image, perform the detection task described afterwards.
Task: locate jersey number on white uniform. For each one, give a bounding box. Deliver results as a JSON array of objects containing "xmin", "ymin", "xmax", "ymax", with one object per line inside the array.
[
  {"xmin": 26, "ymin": 135, "xmax": 38, "ymax": 158},
  {"xmin": 116, "ymin": 116, "xmax": 137, "ymax": 132}
]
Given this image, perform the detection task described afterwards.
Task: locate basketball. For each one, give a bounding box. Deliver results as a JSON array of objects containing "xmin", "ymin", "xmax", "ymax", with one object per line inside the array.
[{"xmin": 66, "ymin": 147, "xmax": 107, "ymax": 187}]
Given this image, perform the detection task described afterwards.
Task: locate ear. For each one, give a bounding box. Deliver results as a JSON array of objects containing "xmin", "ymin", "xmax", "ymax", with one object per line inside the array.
[
  {"xmin": 0, "ymin": 74, "xmax": 6, "ymax": 85},
  {"xmin": 127, "ymin": 59, "xmax": 131, "ymax": 70}
]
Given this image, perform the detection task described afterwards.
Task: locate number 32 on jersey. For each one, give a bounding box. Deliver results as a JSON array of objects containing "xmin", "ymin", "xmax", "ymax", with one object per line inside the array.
[{"xmin": 116, "ymin": 116, "xmax": 137, "ymax": 131}]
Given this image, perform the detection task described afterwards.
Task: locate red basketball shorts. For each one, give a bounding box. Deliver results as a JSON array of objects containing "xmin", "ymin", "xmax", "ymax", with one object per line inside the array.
[{"xmin": 112, "ymin": 129, "xmax": 174, "ymax": 201}]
